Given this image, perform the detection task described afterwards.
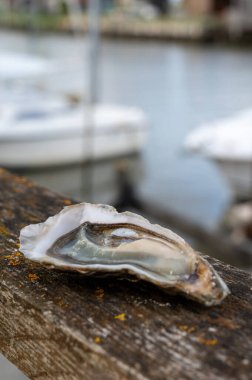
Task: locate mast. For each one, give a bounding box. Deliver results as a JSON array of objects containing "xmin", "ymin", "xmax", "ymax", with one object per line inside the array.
[
  {"xmin": 87, "ymin": 0, "xmax": 100, "ymax": 105},
  {"xmin": 82, "ymin": 0, "xmax": 101, "ymax": 201}
]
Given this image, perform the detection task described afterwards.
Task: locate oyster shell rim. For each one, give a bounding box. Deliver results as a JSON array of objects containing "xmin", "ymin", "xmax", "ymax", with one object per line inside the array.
[{"xmin": 19, "ymin": 202, "xmax": 230, "ymax": 307}]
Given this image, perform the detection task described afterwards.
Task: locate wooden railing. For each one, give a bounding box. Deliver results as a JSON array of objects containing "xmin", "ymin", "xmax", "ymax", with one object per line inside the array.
[{"xmin": 0, "ymin": 168, "xmax": 251, "ymax": 380}]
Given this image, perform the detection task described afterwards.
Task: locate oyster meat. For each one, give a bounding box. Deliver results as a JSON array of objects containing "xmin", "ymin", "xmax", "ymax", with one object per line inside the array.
[{"xmin": 19, "ymin": 203, "xmax": 230, "ymax": 306}]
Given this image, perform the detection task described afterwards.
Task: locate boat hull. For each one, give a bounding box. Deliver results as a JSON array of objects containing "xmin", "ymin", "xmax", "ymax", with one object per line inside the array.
[
  {"xmin": 184, "ymin": 108, "xmax": 252, "ymax": 201},
  {"xmin": 0, "ymin": 130, "xmax": 146, "ymax": 168},
  {"xmin": 215, "ymin": 158, "xmax": 252, "ymax": 200}
]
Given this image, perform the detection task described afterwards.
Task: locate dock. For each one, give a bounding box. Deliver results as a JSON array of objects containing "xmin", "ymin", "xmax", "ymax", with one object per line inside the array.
[{"xmin": 0, "ymin": 13, "xmax": 225, "ymax": 43}]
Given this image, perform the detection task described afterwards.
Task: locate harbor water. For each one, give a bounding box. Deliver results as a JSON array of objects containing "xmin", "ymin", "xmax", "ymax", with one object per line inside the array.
[
  {"xmin": 1, "ymin": 30, "xmax": 252, "ymax": 380},
  {"xmin": 1, "ymin": 31, "xmax": 252, "ymax": 230}
]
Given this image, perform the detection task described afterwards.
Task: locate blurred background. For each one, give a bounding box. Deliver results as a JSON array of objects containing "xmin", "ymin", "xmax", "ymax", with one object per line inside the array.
[{"xmin": 1, "ymin": 1, "xmax": 252, "ymax": 378}]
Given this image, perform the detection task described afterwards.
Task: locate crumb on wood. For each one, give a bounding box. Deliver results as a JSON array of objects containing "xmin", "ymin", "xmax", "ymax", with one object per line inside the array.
[
  {"xmin": 95, "ymin": 287, "xmax": 105, "ymax": 299},
  {"xmin": 114, "ymin": 313, "xmax": 127, "ymax": 321},
  {"xmin": 95, "ymin": 337, "xmax": 102, "ymax": 344},
  {"xmin": 28, "ymin": 273, "xmax": 40, "ymax": 282},
  {"xmin": 55, "ymin": 298, "xmax": 69, "ymax": 309},
  {"xmin": 178, "ymin": 325, "xmax": 196, "ymax": 333},
  {"xmin": 5, "ymin": 251, "xmax": 23, "ymax": 266},
  {"xmin": 197, "ymin": 337, "xmax": 219, "ymax": 346},
  {"xmin": 0, "ymin": 224, "xmax": 11, "ymax": 236}
]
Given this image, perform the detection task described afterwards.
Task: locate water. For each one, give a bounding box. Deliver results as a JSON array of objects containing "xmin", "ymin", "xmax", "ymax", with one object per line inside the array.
[
  {"xmin": 1, "ymin": 32, "xmax": 252, "ymax": 229},
  {"xmin": 1, "ymin": 30, "xmax": 252, "ymax": 379},
  {"xmin": 2, "ymin": 31, "xmax": 252, "ymax": 228},
  {"xmin": 0, "ymin": 355, "xmax": 27, "ymax": 380}
]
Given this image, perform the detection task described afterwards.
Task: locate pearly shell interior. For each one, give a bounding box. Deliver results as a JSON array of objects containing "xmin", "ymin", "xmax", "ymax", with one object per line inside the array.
[{"xmin": 47, "ymin": 222, "xmax": 194, "ymax": 283}]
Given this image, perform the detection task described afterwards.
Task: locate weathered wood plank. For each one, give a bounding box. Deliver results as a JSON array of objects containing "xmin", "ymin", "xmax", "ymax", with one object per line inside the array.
[{"xmin": 0, "ymin": 168, "xmax": 251, "ymax": 380}]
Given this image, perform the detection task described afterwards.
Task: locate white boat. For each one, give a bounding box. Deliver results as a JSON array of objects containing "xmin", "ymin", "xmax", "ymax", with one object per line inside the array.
[
  {"xmin": 184, "ymin": 109, "xmax": 252, "ymax": 200},
  {"xmin": 0, "ymin": 88, "xmax": 148, "ymax": 168},
  {"xmin": 0, "ymin": 52, "xmax": 148, "ymax": 168}
]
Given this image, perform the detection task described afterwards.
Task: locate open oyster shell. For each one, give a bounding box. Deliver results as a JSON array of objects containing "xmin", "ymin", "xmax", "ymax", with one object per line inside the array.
[{"xmin": 19, "ymin": 203, "xmax": 230, "ymax": 306}]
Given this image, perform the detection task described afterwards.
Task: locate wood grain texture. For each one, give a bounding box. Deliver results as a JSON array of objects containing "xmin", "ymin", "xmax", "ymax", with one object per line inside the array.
[{"xmin": 0, "ymin": 168, "xmax": 251, "ymax": 380}]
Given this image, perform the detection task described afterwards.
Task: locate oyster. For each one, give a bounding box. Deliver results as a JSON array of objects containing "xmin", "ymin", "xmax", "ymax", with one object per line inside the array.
[{"xmin": 19, "ymin": 203, "xmax": 230, "ymax": 306}]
